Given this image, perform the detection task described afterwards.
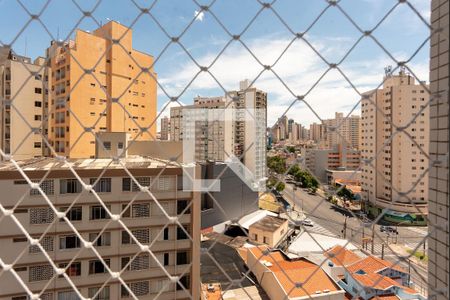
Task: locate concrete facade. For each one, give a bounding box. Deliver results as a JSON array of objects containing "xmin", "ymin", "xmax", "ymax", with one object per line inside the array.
[
  {"xmin": 323, "ymin": 112, "xmax": 360, "ymax": 150},
  {"xmin": 0, "ymin": 48, "xmax": 50, "ymax": 160},
  {"xmin": 47, "ymin": 21, "xmax": 157, "ymax": 159},
  {"xmin": 0, "ymin": 157, "xmax": 200, "ymax": 300},
  {"xmin": 360, "ymin": 71, "xmax": 429, "ymax": 220},
  {"xmin": 428, "ymin": 0, "xmax": 449, "ymax": 299},
  {"xmin": 160, "ymin": 116, "xmax": 170, "ymax": 141}
]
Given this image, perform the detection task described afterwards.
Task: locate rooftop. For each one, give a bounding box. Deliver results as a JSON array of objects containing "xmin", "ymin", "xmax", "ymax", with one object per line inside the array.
[
  {"xmin": 347, "ymin": 256, "xmax": 406, "ymax": 275},
  {"xmin": 248, "ymin": 246, "xmax": 342, "ymax": 298},
  {"xmin": 324, "ymin": 245, "xmax": 362, "ymax": 267},
  {"xmin": 249, "ymin": 215, "xmax": 287, "ymax": 232},
  {"xmin": 0, "ymin": 157, "xmax": 179, "ymax": 172}
]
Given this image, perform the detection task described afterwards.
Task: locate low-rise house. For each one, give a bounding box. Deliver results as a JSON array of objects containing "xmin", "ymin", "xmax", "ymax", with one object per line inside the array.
[
  {"xmin": 248, "ymin": 215, "xmax": 289, "ymax": 247},
  {"xmin": 246, "ymin": 246, "xmax": 346, "ymax": 300}
]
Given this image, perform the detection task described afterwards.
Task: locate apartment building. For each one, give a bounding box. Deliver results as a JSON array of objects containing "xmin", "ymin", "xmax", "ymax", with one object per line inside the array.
[
  {"xmin": 323, "ymin": 112, "xmax": 360, "ymax": 150},
  {"xmin": 227, "ymin": 80, "xmax": 267, "ymax": 184},
  {"xmin": 360, "ymin": 69, "xmax": 429, "ymax": 223},
  {"xmin": 0, "ymin": 47, "xmax": 50, "ymax": 160},
  {"xmin": 309, "ymin": 122, "xmax": 325, "ymax": 143},
  {"xmin": 428, "ymin": 1, "xmax": 449, "ymax": 298},
  {"xmin": 0, "ymin": 157, "xmax": 200, "ymax": 300},
  {"xmin": 47, "ymin": 21, "xmax": 157, "ymax": 159},
  {"xmin": 160, "ymin": 116, "xmax": 170, "ymax": 141},
  {"xmin": 170, "ymin": 96, "xmax": 226, "ymax": 161},
  {"xmin": 301, "ymin": 144, "xmax": 360, "ymax": 182}
]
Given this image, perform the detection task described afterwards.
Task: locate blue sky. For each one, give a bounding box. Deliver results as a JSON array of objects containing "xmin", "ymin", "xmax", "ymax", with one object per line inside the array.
[{"xmin": 0, "ymin": 0, "xmax": 431, "ymax": 127}]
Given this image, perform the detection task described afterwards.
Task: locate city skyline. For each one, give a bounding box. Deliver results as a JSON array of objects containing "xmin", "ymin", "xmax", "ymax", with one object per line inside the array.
[{"xmin": 0, "ymin": 0, "xmax": 431, "ymax": 126}]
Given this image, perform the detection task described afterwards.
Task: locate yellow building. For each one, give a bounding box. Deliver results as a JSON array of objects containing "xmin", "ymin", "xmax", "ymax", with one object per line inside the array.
[{"xmin": 48, "ymin": 21, "xmax": 157, "ymax": 158}]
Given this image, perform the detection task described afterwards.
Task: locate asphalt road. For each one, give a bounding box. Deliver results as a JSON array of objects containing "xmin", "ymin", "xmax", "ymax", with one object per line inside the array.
[{"xmin": 282, "ymin": 183, "xmax": 429, "ymax": 296}]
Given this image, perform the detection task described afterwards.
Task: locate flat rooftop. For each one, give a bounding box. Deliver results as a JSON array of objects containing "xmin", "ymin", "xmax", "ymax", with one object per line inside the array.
[
  {"xmin": 0, "ymin": 157, "xmax": 179, "ymax": 172},
  {"xmin": 249, "ymin": 215, "xmax": 286, "ymax": 232}
]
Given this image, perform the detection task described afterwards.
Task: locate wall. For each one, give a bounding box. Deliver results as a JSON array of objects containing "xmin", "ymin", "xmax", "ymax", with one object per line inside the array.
[{"xmin": 428, "ymin": 1, "xmax": 449, "ymax": 299}]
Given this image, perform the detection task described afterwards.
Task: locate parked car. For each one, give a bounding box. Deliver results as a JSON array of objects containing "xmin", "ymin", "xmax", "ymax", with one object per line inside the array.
[
  {"xmin": 380, "ymin": 226, "xmax": 398, "ymax": 234},
  {"xmin": 301, "ymin": 219, "xmax": 314, "ymax": 227}
]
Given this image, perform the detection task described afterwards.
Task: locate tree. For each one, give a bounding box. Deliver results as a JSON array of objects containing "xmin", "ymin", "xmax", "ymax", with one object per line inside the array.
[
  {"xmin": 293, "ymin": 169, "xmax": 319, "ymax": 189},
  {"xmin": 285, "ymin": 146, "xmax": 296, "ymax": 153},
  {"xmin": 267, "ymin": 156, "xmax": 286, "ymax": 174},
  {"xmin": 288, "ymin": 164, "xmax": 300, "ymax": 176},
  {"xmin": 267, "ymin": 177, "xmax": 285, "ymax": 192},
  {"xmin": 337, "ymin": 186, "xmax": 355, "ymax": 200}
]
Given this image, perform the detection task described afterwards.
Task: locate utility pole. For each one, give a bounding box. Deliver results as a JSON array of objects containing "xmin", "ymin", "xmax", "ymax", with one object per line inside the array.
[
  {"xmin": 342, "ymin": 216, "xmax": 347, "ymax": 239},
  {"xmin": 381, "ymin": 243, "xmax": 385, "ymax": 259},
  {"xmin": 371, "ymin": 223, "xmax": 375, "ymax": 254}
]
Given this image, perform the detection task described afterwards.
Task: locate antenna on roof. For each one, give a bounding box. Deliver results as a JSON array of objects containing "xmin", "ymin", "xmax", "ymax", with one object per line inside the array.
[{"xmin": 24, "ymin": 37, "xmax": 27, "ymax": 57}]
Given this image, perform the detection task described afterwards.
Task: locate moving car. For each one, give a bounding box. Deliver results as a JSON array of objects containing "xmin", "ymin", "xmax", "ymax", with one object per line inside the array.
[
  {"xmin": 301, "ymin": 219, "xmax": 314, "ymax": 227},
  {"xmin": 380, "ymin": 225, "xmax": 398, "ymax": 234}
]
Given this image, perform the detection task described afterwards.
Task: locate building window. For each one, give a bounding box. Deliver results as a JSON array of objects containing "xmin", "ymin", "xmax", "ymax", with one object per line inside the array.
[
  {"xmin": 164, "ymin": 253, "xmax": 170, "ymax": 266},
  {"xmin": 90, "ymin": 205, "xmax": 111, "ymax": 220},
  {"xmin": 30, "ymin": 207, "xmax": 54, "ymax": 224},
  {"xmin": 30, "ymin": 179, "xmax": 54, "ymax": 195},
  {"xmin": 59, "ymin": 206, "xmax": 82, "ymax": 221},
  {"xmin": 59, "ymin": 235, "xmax": 80, "ymax": 249},
  {"xmin": 122, "ymin": 228, "xmax": 150, "ymax": 244},
  {"xmin": 122, "ymin": 254, "xmax": 150, "ymax": 271},
  {"xmin": 121, "ymin": 281, "xmax": 149, "ymax": 297},
  {"xmin": 29, "ymin": 264, "xmax": 53, "ymax": 282},
  {"xmin": 89, "ymin": 259, "xmax": 110, "ymax": 274},
  {"xmin": 58, "ymin": 261, "xmax": 81, "ymax": 277},
  {"xmin": 103, "ymin": 141, "xmax": 111, "ymax": 150},
  {"xmin": 60, "ymin": 179, "xmax": 82, "ymax": 194},
  {"xmin": 34, "ymin": 142, "xmax": 42, "ymax": 148},
  {"xmin": 88, "ymin": 232, "xmax": 111, "ymax": 247},
  {"xmin": 35, "ymin": 88, "xmax": 42, "ymax": 94},
  {"xmin": 34, "ymin": 101, "xmax": 42, "ymax": 107},
  {"xmin": 90, "ymin": 178, "xmax": 112, "ymax": 193},
  {"xmin": 177, "ymin": 275, "xmax": 190, "ymax": 291},
  {"xmin": 122, "ymin": 203, "xmax": 150, "ymax": 218},
  {"xmin": 177, "ymin": 200, "xmax": 190, "ymax": 214},
  {"xmin": 29, "ymin": 236, "xmax": 54, "ymax": 253},
  {"xmin": 58, "ymin": 291, "xmax": 79, "ymax": 300},
  {"xmin": 176, "ymin": 251, "xmax": 189, "ymax": 265},
  {"xmin": 122, "ymin": 177, "xmax": 151, "ymax": 191},
  {"xmin": 177, "ymin": 226, "xmax": 189, "ymax": 240},
  {"xmin": 34, "ymin": 115, "xmax": 42, "ymax": 121},
  {"xmin": 163, "ymin": 227, "xmax": 169, "ymax": 240},
  {"xmin": 88, "ymin": 286, "xmax": 110, "ymax": 300}
]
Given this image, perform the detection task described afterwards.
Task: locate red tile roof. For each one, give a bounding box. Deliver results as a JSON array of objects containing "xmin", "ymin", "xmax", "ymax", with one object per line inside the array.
[
  {"xmin": 351, "ymin": 273, "xmax": 401, "ymax": 291},
  {"xmin": 247, "ymin": 246, "xmax": 342, "ymax": 298},
  {"xmin": 347, "ymin": 256, "xmax": 406, "ymax": 274},
  {"xmin": 324, "ymin": 245, "xmax": 361, "ymax": 266}
]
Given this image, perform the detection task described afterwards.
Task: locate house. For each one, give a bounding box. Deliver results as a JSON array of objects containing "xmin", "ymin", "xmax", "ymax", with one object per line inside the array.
[
  {"xmin": 245, "ymin": 246, "xmax": 345, "ymax": 300},
  {"xmin": 248, "ymin": 215, "xmax": 289, "ymax": 247}
]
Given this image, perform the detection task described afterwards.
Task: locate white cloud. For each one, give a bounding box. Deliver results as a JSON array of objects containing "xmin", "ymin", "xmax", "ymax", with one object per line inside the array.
[
  {"xmin": 194, "ymin": 10, "xmax": 205, "ymax": 22},
  {"xmin": 158, "ymin": 34, "xmax": 429, "ymax": 127}
]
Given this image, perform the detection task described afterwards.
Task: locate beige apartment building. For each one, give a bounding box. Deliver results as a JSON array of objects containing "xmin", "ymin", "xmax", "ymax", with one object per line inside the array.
[
  {"xmin": 428, "ymin": 1, "xmax": 449, "ymax": 298},
  {"xmin": 47, "ymin": 21, "xmax": 157, "ymax": 159},
  {"xmin": 0, "ymin": 47, "xmax": 50, "ymax": 160},
  {"xmin": 0, "ymin": 157, "xmax": 200, "ymax": 300},
  {"xmin": 323, "ymin": 112, "xmax": 360, "ymax": 150},
  {"xmin": 301, "ymin": 144, "xmax": 360, "ymax": 182},
  {"xmin": 309, "ymin": 122, "xmax": 325, "ymax": 143},
  {"xmin": 170, "ymin": 96, "xmax": 226, "ymax": 162},
  {"xmin": 360, "ymin": 69, "xmax": 429, "ymax": 223},
  {"xmin": 160, "ymin": 116, "xmax": 170, "ymax": 141}
]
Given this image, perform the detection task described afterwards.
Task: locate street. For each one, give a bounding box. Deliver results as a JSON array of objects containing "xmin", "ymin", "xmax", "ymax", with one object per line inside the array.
[{"xmin": 282, "ymin": 183, "xmax": 429, "ymax": 296}]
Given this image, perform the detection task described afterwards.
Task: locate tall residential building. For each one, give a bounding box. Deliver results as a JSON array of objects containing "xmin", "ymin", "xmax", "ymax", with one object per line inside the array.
[
  {"xmin": 227, "ymin": 79, "xmax": 267, "ymax": 184},
  {"xmin": 47, "ymin": 21, "xmax": 157, "ymax": 159},
  {"xmin": 170, "ymin": 96, "xmax": 226, "ymax": 161},
  {"xmin": 428, "ymin": 1, "xmax": 449, "ymax": 298},
  {"xmin": 309, "ymin": 122, "xmax": 325, "ymax": 143},
  {"xmin": 160, "ymin": 116, "xmax": 170, "ymax": 141},
  {"xmin": 0, "ymin": 47, "xmax": 50, "ymax": 160},
  {"xmin": 271, "ymin": 115, "xmax": 288, "ymax": 142},
  {"xmin": 0, "ymin": 157, "xmax": 200, "ymax": 300},
  {"xmin": 323, "ymin": 112, "xmax": 360, "ymax": 150},
  {"xmin": 301, "ymin": 144, "xmax": 360, "ymax": 182},
  {"xmin": 171, "ymin": 81, "xmax": 267, "ymax": 185},
  {"xmin": 360, "ymin": 70, "xmax": 429, "ymax": 223}
]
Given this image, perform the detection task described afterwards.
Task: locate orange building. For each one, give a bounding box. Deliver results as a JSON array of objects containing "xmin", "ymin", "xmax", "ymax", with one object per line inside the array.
[{"xmin": 48, "ymin": 21, "xmax": 157, "ymax": 158}]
